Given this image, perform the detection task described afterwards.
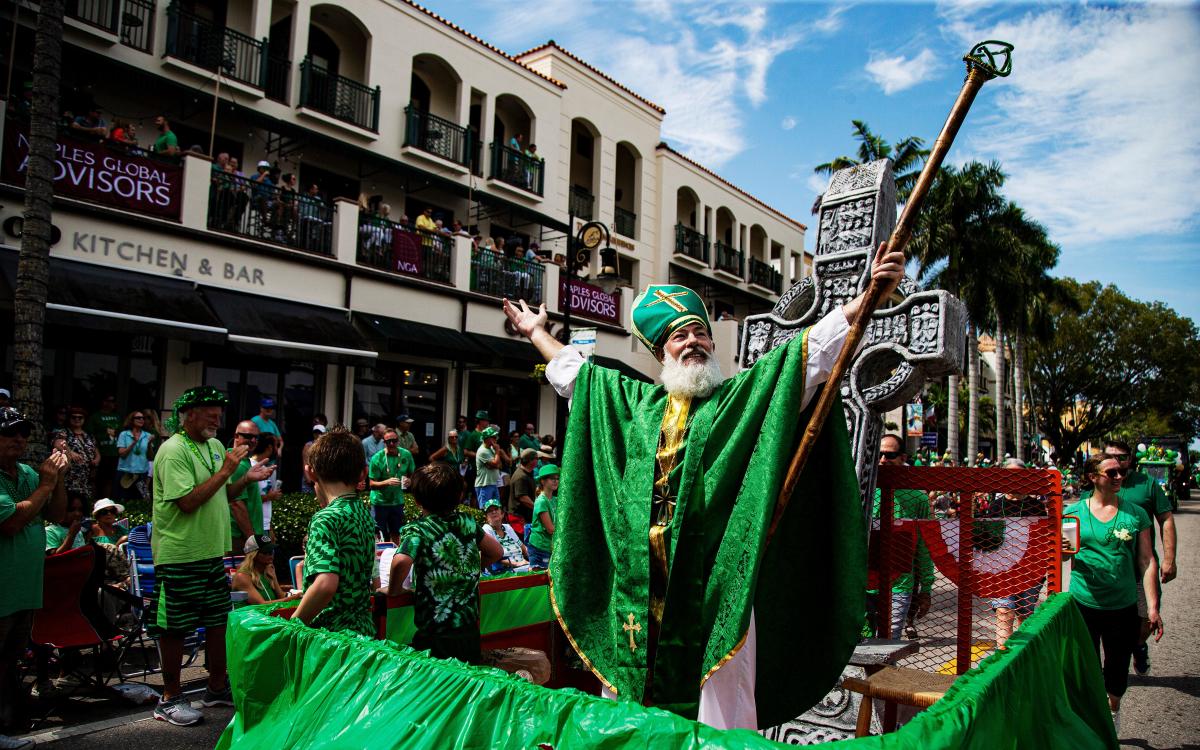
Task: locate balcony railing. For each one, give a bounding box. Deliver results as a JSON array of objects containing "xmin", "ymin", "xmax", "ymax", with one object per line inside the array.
[
  {"xmin": 569, "ymin": 185, "xmax": 594, "ymax": 220},
  {"xmin": 714, "ymin": 241, "xmax": 744, "ymax": 277},
  {"xmin": 471, "ymin": 251, "xmax": 544, "ymax": 303},
  {"xmin": 614, "ymin": 206, "xmax": 636, "ymax": 239},
  {"xmin": 119, "ymin": 0, "xmax": 155, "ymax": 53},
  {"xmin": 674, "ymin": 224, "xmax": 708, "ymax": 264},
  {"xmin": 68, "ymin": 0, "xmax": 119, "ymax": 33},
  {"xmin": 357, "ymin": 214, "xmax": 452, "ymax": 284},
  {"xmin": 489, "ymin": 141, "xmax": 544, "ymax": 196},
  {"xmin": 403, "ymin": 106, "xmax": 471, "ymax": 167},
  {"xmin": 265, "ymin": 56, "xmax": 290, "ymax": 103},
  {"xmin": 165, "ymin": 3, "xmax": 267, "ymax": 89},
  {"xmin": 208, "ymin": 172, "xmax": 333, "ymax": 256},
  {"xmin": 749, "ymin": 257, "xmax": 782, "ymax": 294},
  {"xmin": 300, "ymin": 57, "xmax": 380, "ymax": 132}
]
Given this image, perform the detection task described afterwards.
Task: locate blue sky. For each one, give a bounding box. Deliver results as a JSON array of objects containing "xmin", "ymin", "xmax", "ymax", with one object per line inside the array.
[{"xmin": 427, "ymin": 0, "xmax": 1200, "ymax": 325}]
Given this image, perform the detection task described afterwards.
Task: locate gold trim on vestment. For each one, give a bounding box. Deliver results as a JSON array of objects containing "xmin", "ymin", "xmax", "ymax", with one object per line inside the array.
[{"xmin": 549, "ymin": 569, "xmax": 618, "ymax": 695}]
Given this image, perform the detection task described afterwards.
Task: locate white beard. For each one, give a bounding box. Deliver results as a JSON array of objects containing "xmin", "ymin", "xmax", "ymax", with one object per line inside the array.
[{"xmin": 660, "ymin": 347, "xmax": 725, "ymax": 399}]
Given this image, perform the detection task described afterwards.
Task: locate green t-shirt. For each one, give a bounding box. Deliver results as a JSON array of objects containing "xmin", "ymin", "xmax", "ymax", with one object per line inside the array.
[
  {"xmin": 45, "ymin": 523, "xmax": 87, "ymax": 551},
  {"xmin": 228, "ymin": 460, "xmax": 264, "ymax": 538},
  {"xmin": 304, "ymin": 494, "xmax": 376, "ymax": 636},
  {"xmin": 369, "ymin": 448, "xmax": 414, "ymax": 507},
  {"xmin": 1064, "ymin": 499, "xmax": 1150, "ymax": 610},
  {"xmin": 0, "ymin": 464, "xmax": 46, "ymax": 617},
  {"xmin": 398, "ymin": 512, "xmax": 484, "ymax": 635},
  {"xmin": 870, "ymin": 487, "xmax": 934, "ymax": 594},
  {"xmin": 459, "ymin": 430, "xmax": 482, "ymax": 457},
  {"xmin": 528, "ymin": 492, "xmax": 556, "ymax": 552},
  {"xmin": 86, "ymin": 411, "xmax": 122, "ymax": 457},
  {"xmin": 151, "ymin": 434, "xmax": 232, "ymax": 565},
  {"xmin": 153, "ymin": 129, "xmax": 178, "ymax": 154},
  {"xmin": 475, "ymin": 445, "xmax": 500, "ymax": 488},
  {"xmin": 518, "ymin": 434, "xmax": 541, "ymax": 452},
  {"xmin": 1081, "ymin": 470, "xmax": 1170, "ymax": 556}
]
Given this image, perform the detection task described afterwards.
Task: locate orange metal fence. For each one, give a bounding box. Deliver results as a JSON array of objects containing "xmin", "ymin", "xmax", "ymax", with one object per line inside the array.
[{"xmin": 871, "ymin": 465, "xmax": 1063, "ymax": 675}]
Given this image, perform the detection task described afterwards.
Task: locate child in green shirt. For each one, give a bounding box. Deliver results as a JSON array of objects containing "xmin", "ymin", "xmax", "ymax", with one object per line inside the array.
[{"xmin": 526, "ymin": 464, "xmax": 559, "ymax": 570}]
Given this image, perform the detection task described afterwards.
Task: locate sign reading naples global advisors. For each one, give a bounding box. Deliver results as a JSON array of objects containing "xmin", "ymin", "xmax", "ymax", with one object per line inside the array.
[
  {"xmin": 560, "ymin": 278, "xmax": 620, "ymax": 325},
  {"xmin": 2, "ymin": 129, "xmax": 182, "ymax": 220}
]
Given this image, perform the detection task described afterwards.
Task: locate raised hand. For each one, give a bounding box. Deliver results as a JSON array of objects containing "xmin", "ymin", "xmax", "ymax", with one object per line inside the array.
[
  {"xmin": 223, "ymin": 444, "xmax": 250, "ymax": 475},
  {"xmin": 870, "ymin": 241, "xmax": 906, "ymax": 299},
  {"xmin": 38, "ymin": 450, "xmax": 69, "ymax": 485},
  {"xmin": 247, "ymin": 462, "xmax": 275, "ymax": 482},
  {"xmin": 503, "ymin": 298, "xmax": 548, "ymax": 339}
]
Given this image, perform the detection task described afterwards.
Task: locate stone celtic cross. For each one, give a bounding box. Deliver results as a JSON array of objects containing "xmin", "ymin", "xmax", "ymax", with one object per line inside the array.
[
  {"xmin": 744, "ymin": 159, "xmax": 967, "ymax": 743},
  {"xmin": 741, "ymin": 159, "xmax": 966, "ymax": 510}
]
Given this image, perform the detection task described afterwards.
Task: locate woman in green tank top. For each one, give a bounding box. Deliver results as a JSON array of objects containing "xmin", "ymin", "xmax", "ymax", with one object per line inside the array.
[{"xmin": 232, "ymin": 535, "xmax": 301, "ymax": 605}]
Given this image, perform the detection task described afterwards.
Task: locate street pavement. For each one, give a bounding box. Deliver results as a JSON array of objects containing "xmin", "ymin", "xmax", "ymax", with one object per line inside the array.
[{"xmin": 1118, "ymin": 493, "xmax": 1200, "ymax": 750}]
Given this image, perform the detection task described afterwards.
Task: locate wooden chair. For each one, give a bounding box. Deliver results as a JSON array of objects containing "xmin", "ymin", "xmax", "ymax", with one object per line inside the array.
[{"xmin": 841, "ymin": 665, "xmax": 957, "ymax": 737}]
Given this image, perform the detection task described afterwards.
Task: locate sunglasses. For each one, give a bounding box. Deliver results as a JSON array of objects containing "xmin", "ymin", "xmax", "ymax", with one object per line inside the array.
[
  {"xmin": 70, "ymin": 414, "xmax": 85, "ymax": 419},
  {"xmin": 235, "ymin": 432, "xmax": 258, "ymax": 440},
  {"xmin": 132, "ymin": 415, "xmax": 144, "ymax": 420},
  {"xmin": 1105, "ymin": 453, "xmax": 1130, "ymax": 462},
  {"xmin": 1102, "ymin": 468, "xmax": 1130, "ymax": 479},
  {"xmin": 879, "ymin": 450, "xmax": 902, "ymax": 460},
  {"xmin": 384, "ymin": 439, "xmax": 399, "ymax": 444}
]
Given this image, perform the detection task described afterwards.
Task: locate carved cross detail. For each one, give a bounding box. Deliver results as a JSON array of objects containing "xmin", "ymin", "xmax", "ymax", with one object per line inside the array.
[
  {"xmin": 622, "ymin": 613, "xmax": 642, "ymax": 652},
  {"xmin": 740, "ymin": 159, "xmax": 967, "ymax": 514}
]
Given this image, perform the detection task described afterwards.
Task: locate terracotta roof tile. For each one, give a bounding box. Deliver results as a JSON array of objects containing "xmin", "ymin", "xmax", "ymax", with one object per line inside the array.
[
  {"xmin": 398, "ymin": 0, "xmax": 566, "ymax": 89},
  {"xmin": 656, "ymin": 143, "xmax": 808, "ymax": 231},
  {"xmin": 516, "ymin": 41, "xmax": 666, "ymax": 115}
]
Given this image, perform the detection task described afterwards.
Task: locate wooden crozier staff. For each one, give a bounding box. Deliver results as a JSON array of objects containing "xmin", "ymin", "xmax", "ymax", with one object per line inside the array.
[{"xmin": 767, "ymin": 40, "xmax": 1014, "ymax": 542}]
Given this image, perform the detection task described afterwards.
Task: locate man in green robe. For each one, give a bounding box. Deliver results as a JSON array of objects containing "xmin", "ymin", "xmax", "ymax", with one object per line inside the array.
[{"xmin": 502, "ymin": 243, "xmax": 905, "ymax": 729}]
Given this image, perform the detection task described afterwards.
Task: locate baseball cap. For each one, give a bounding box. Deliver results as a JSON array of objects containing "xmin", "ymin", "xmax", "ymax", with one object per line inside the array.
[
  {"xmin": 0, "ymin": 388, "xmax": 10, "ymax": 398},
  {"xmin": 257, "ymin": 160, "xmax": 270, "ymax": 168},
  {"xmin": 260, "ymin": 397, "xmax": 275, "ymax": 408},
  {"xmin": 483, "ymin": 499, "xmax": 503, "ymax": 512},
  {"xmin": 312, "ymin": 424, "xmax": 327, "ymax": 433},
  {"xmin": 396, "ymin": 414, "xmax": 414, "ymax": 423},
  {"xmin": 0, "ymin": 407, "xmax": 33, "ymax": 437},
  {"xmin": 244, "ymin": 533, "xmax": 276, "ymax": 555}
]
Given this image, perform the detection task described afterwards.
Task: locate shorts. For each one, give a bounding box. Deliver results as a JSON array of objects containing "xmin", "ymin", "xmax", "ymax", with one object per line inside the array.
[
  {"xmin": 146, "ymin": 558, "xmax": 231, "ymax": 636},
  {"xmin": 527, "ymin": 544, "xmax": 550, "ymax": 570},
  {"xmin": 990, "ymin": 579, "xmax": 1044, "ymax": 620},
  {"xmin": 474, "ymin": 485, "xmax": 500, "ymax": 509},
  {"xmin": 374, "ymin": 504, "xmax": 406, "ymax": 537}
]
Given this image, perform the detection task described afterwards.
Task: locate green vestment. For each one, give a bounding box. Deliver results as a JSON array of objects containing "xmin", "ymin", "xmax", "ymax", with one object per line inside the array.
[{"xmin": 550, "ymin": 330, "xmax": 866, "ymax": 728}]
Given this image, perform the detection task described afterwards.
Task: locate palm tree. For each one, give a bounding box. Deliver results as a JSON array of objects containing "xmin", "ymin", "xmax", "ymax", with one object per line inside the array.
[
  {"xmin": 13, "ymin": 0, "xmax": 64, "ymax": 457},
  {"xmin": 813, "ymin": 120, "xmax": 930, "ymax": 208}
]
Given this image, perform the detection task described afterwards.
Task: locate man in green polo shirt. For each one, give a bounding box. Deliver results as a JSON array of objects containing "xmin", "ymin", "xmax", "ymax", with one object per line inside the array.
[
  {"xmin": 368, "ymin": 429, "xmax": 414, "ymax": 545},
  {"xmin": 0, "ymin": 407, "xmax": 67, "ymax": 748},
  {"xmin": 459, "ymin": 410, "xmax": 488, "ymax": 499},
  {"xmin": 152, "ymin": 114, "xmax": 179, "ymax": 157},
  {"xmin": 227, "ymin": 420, "xmax": 275, "ymax": 555},
  {"xmin": 149, "ymin": 387, "xmax": 248, "ymax": 727},
  {"xmin": 85, "ymin": 393, "xmax": 121, "ymax": 499}
]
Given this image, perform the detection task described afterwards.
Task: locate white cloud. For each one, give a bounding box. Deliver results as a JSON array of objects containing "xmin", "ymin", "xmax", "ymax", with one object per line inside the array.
[
  {"xmin": 781, "ymin": 115, "xmax": 797, "ymax": 131},
  {"xmin": 864, "ymin": 48, "xmax": 939, "ymax": 95},
  {"xmin": 942, "ymin": 5, "xmax": 1200, "ymax": 247}
]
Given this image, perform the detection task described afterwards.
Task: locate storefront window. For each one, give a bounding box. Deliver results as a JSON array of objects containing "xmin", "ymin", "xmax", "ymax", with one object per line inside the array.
[{"xmin": 353, "ymin": 363, "xmax": 445, "ymax": 457}]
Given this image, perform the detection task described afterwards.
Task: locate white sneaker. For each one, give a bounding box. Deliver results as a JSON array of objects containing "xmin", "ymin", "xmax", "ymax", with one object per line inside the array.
[{"xmin": 153, "ymin": 695, "xmax": 203, "ymax": 726}]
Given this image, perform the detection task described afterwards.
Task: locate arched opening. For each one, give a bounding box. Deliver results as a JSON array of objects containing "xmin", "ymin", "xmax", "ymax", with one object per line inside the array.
[
  {"xmin": 301, "ymin": 5, "xmax": 375, "ymax": 129},
  {"xmin": 714, "ymin": 207, "xmax": 740, "ymax": 276},
  {"xmin": 674, "ymin": 187, "xmax": 707, "ymax": 262},
  {"xmin": 614, "ymin": 141, "xmax": 640, "ymax": 239},
  {"xmin": 568, "ymin": 118, "xmax": 600, "ymax": 219},
  {"xmin": 410, "ymin": 54, "xmax": 460, "ymax": 119},
  {"xmin": 405, "ymin": 54, "xmax": 468, "ymax": 165},
  {"xmin": 749, "ymin": 224, "xmax": 768, "ymax": 262},
  {"xmin": 491, "ymin": 94, "xmax": 541, "ymax": 194}
]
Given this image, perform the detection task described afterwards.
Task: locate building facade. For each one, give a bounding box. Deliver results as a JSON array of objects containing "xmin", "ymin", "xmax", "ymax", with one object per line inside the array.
[{"xmin": 0, "ymin": 0, "xmax": 811, "ymax": 487}]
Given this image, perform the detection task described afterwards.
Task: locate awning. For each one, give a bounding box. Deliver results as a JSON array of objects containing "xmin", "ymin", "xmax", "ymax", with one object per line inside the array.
[
  {"xmin": 354, "ymin": 312, "xmax": 484, "ymax": 363},
  {"xmin": 592, "ymin": 355, "xmax": 655, "ymax": 383},
  {"xmin": 201, "ymin": 287, "xmax": 377, "ymax": 367},
  {"xmin": 0, "ymin": 249, "xmax": 227, "ymax": 343},
  {"xmin": 469, "ymin": 332, "xmax": 542, "ymax": 369}
]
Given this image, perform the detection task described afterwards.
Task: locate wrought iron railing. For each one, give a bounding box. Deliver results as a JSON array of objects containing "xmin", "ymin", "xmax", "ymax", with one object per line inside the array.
[
  {"xmin": 357, "ymin": 214, "xmax": 452, "ymax": 284},
  {"xmin": 674, "ymin": 223, "xmax": 708, "ymax": 264},
  {"xmin": 569, "ymin": 185, "xmax": 593, "ymax": 220},
  {"xmin": 471, "ymin": 251, "xmax": 544, "ymax": 303},
  {"xmin": 300, "ymin": 57, "xmax": 380, "ymax": 131},
  {"xmin": 208, "ymin": 172, "xmax": 333, "ymax": 255},
  {"xmin": 489, "ymin": 141, "xmax": 544, "ymax": 196},
  {"xmin": 165, "ymin": 3, "xmax": 266, "ymax": 88},
  {"xmin": 614, "ymin": 206, "xmax": 636, "ymax": 238},
  {"xmin": 403, "ymin": 106, "xmax": 471, "ymax": 167},
  {"xmin": 119, "ymin": 0, "xmax": 155, "ymax": 53},
  {"xmin": 749, "ymin": 257, "xmax": 782, "ymax": 293},
  {"xmin": 714, "ymin": 241, "xmax": 744, "ymax": 277},
  {"xmin": 67, "ymin": 0, "xmax": 119, "ymax": 33},
  {"xmin": 265, "ymin": 56, "xmax": 290, "ymax": 103}
]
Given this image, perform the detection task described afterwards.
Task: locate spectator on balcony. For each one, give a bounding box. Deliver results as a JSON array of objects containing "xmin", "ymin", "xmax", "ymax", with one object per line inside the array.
[
  {"xmin": 108, "ymin": 120, "xmax": 137, "ymax": 147},
  {"xmin": 71, "ymin": 107, "xmax": 108, "ymax": 140},
  {"xmin": 251, "ymin": 161, "xmax": 275, "ymax": 233},
  {"xmin": 435, "ymin": 219, "xmax": 450, "ymax": 235},
  {"xmin": 299, "ymin": 183, "xmax": 328, "ymax": 250},
  {"xmin": 481, "ymin": 237, "xmax": 497, "ymax": 254},
  {"xmin": 276, "ymin": 172, "xmax": 299, "ymax": 243},
  {"xmin": 222, "ymin": 157, "xmax": 249, "ymax": 230},
  {"xmin": 553, "ymin": 253, "xmax": 567, "ymax": 268},
  {"xmin": 451, "ymin": 220, "xmax": 470, "ymax": 237},
  {"xmin": 523, "ymin": 144, "xmax": 542, "ymax": 189},
  {"xmin": 151, "ymin": 114, "xmax": 179, "ymax": 157},
  {"xmin": 416, "ymin": 206, "xmax": 437, "ymax": 234}
]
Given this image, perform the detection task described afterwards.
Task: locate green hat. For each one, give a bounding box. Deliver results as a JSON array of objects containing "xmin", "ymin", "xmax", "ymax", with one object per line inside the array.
[
  {"xmin": 481, "ymin": 425, "xmax": 499, "ymax": 439},
  {"xmin": 483, "ymin": 498, "xmax": 503, "ymax": 512},
  {"xmin": 474, "ymin": 409, "xmax": 490, "ymax": 420},
  {"xmin": 536, "ymin": 464, "xmax": 560, "ymax": 480},
  {"xmin": 630, "ymin": 284, "xmax": 710, "ymax": 352},
  {"xmin": 165, "ymin": 386, "xmax": 228, "ymax": 433}
]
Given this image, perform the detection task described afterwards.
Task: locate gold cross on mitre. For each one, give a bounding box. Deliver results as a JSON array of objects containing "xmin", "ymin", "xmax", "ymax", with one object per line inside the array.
[
  {"xmin": 645, "ymin": 288, "xmax": 689, "ymax": 313},
  {"xmin": 622, "ymin": 612, "xmax": 642, "ymax": 652}
]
